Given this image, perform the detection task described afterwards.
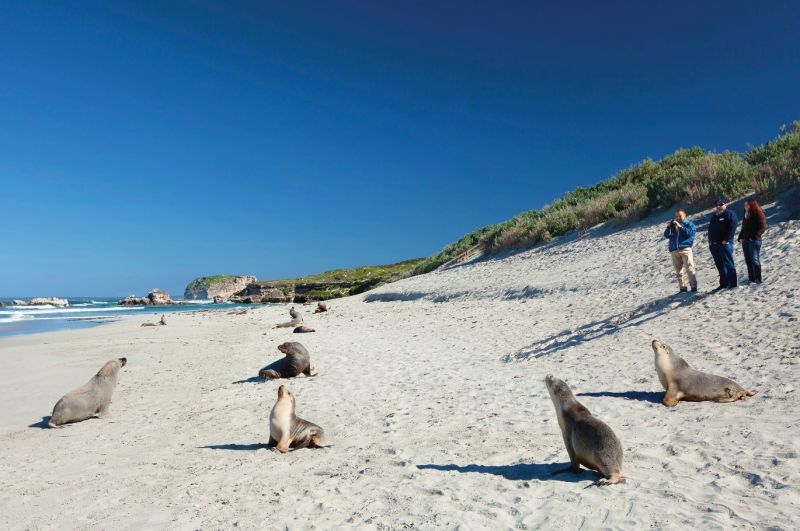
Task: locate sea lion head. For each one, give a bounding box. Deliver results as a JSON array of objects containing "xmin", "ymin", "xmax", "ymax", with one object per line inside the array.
[
  {"xmin": 277, "ymin": 342, "xmax": 297, "ymax": 355},
  {"xmin": 544, "ymin": 374, "xmax": 573, "ymax": 401},
  {"xmin": 98, "ymin": 357, "xmax": 127, "ymax": 377},
  {"xmin": 277, "ymin": 385, "xmax": 294, "ymax": 403},
  {"xmin": 651, "ymin": 340, "xmax": 672, "ymax": 357}
]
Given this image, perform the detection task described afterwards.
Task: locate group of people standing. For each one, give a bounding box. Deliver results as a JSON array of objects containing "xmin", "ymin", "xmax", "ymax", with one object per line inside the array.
[{"xmin": 663, "ymin": 196, "xmax": 767, "ymax": 293}]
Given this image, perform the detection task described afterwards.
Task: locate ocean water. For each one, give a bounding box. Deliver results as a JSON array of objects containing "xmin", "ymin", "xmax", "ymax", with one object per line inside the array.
[{"xmin": 0, "ymin": 297, "xmax": 251, "ymax": 338}]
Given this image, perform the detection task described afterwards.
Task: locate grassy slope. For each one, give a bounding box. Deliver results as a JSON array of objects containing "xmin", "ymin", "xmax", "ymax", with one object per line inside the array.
[
  {"xmin": 413, "ymin": 122, "xmax": 800, "ymax": 274},
  {"xmin": 259, "ymin": 258, "xmax": 426, "ymax": 300}
]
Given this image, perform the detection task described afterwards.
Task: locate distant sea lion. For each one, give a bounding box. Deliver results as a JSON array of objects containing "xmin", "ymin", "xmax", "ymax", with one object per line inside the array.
[
  {"xmin": 313, "ymin": 302, "xmax": 328, "ymax": 313},
  {"xmin": 274, "ymin": 307, "xmax": 303, "ymax": 328},
  {"xmin": 268, "ymin": 385, "xmax": 329, "ymax": 452},
  {"xmin": 545, "ymin": 375, "xmax": 625, "ymax": 486},
  {"xmin": 293, "ymin": 325, "xmax": 315, "ymax": 333},
  {"xmin": 49, "ymin": 358, "xmax": 127, "ymax": 428},
  {"xmin": 259, "ymin": 342, "xmax": 316, "ymax": 380},
  {"xmin": 651, "ymin": 340, "xmax": 757, "ymax": 407},
  {"xmin": 140, "ymin": 314, "xmax": 167, "ymax": 327}
]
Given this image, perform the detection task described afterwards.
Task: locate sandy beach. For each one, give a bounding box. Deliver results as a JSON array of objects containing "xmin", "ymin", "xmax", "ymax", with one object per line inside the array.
[{"xmin": 1, "ymin": 200, "xmax": 798, "ymax": 530}]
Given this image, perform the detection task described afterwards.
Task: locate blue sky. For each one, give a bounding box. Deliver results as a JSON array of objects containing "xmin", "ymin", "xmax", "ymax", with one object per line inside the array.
[{"xmin": 1, "ymin": 0, "xmax": 798, "ymax": 296}]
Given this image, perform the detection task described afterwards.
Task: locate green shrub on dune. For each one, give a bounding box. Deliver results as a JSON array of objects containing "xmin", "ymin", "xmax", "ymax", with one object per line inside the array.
[{"xmin": 414, "ymin": 122, "xmax": 799, "ymax": 274}]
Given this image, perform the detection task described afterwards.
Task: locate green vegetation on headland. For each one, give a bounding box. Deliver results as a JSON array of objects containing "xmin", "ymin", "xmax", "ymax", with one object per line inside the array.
[
  {"xmin": 412, "ymin": 122, "xmax": 800, "ymax": 274},
  {"xmin": 191, "ymin": 275, "xmax": 240, "ymax": 288},
  {"xmin": 262, "ymin": 258, "xmax": 425, "ymax": 301}
]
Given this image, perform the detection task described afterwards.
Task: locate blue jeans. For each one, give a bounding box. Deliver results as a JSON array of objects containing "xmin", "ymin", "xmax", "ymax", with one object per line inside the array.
[
  {"xmin": 709, "ymin": 242, "xmax": 737, "ymax": 288},
  {"xmin": 741, "ymin": 239, "xmax": 762, "ymax": 283}
]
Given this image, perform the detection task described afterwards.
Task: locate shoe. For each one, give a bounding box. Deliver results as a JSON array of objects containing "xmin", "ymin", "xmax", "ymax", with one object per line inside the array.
[
  {"xmin": 690, "ymin": 286, "xmax": 697, "ymax": 292},
  {"xmin": 679, "ymin": 287, "xmax": 688, "ymax": 293}
]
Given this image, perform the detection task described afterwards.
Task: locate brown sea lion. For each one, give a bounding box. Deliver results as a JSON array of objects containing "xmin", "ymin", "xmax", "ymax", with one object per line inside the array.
[
  {"xmin": 259, "ymin": 342, "xmax": 316, "ymax": 380},
  {"xmin": 651, "ymin": 340, "xmax": 757, "ymax": 407},
  {"xmin": 289, "ymin": 306, "xmax": 300, "ymax": 319},
  {"xmin": 159, "ymin": 314, "xmax": 167, "ymax": 326},
  {"xmin": 268, "ymin": 385, "xmax": 329, "ymax": 452},
  {"xmin": 545, "ymin": 375, "xmax": 625, "ymax": 486},
  {"xmin": 49, "ymin": 358, "xmax": 127, "ymax": 428},
  {"xmin": 293, "ymin": 325, "xmax": 315, "ymax": 333},
  {"xmin": 313, "ymin": 302, "xmax": 328, "ymax": 313}
]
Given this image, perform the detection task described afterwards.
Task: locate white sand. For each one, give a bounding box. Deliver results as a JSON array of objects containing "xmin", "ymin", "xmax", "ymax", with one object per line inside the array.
[{"xmin": 1, "ymin": 199, "xmax": 798, "ymax": 530}]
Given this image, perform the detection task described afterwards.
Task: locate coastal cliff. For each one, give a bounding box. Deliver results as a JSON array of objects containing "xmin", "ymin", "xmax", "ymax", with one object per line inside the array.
[{"xmin": 183, "ymin": 275, "xmax": 256, "ymax": 301}]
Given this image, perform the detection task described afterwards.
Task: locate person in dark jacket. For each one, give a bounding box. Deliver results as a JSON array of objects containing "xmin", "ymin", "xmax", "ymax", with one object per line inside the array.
[
  {"xmin": 737, "ymin": 198, "xmax": 767, "ymax": 283},
  {"xmin": 708, "ymin": 196, "xmax": 739, "ymax": 290},
  {"xmin": 663, "ymin": 209, "xmax": 697, "ymax": 292}
]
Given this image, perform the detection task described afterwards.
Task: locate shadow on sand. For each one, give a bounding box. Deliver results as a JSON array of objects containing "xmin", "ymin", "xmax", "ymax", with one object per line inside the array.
[
  {"xmin": 232, "ymin": 376, "xmax": 262, "ymax": 384},
  {"xmin": 506, "ymin": 291, "xmax": 712, "ymax": 361},
  {"xmin": 416, "ymin": 462, "xmax": 598, "ymax": 483},
  {"xmin": 28, "ymin": 416, "xmax": 51, "ymax": 429},
  {"xmin": 199, "ymin": 443, "xmax": 266, "ymax": 451},
  {"xmin": 577, "ymin": 390, "xmax": 663, "ymax": 404}
]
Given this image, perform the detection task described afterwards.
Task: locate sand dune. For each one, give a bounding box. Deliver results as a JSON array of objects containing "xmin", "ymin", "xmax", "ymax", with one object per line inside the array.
[{"xmin": 1, "ymin": 199, "xmax": 798, "ymax": 529}]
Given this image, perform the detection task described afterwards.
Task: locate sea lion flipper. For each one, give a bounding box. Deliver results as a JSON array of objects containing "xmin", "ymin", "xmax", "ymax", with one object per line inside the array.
[{"xmin": 586, "ymin": 476, "xmax": 626, "ymax": 488}]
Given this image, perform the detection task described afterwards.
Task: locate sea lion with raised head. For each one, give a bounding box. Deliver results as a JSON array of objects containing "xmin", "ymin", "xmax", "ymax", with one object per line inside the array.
[
  {"xmin": 274, "ymin": 307, "xmax": 303, "ymax": 328},
  {"xmin": 544, "ymin": 374, "xmax": 625, "ymax": 486},
  {"xmin": 49, "ymin": 358, "xmax": 127, "ymax": 428},
  {"xmin": 259, "ymin": 342, "xmax": 316, "ymax": 380},
  {"xmin": 268, "ymin": 385, "xmax": 328, "ymax": 452},
  {"xmin": 651, "ymin": 339, "xmax": 757, "ymax": 407},
  {"xmin": 313, "ymin": 302, "xmax": 328, "ymax": 313},
  {"xmin": 293, "ymin": 325, "xmax": 315, "ymax": 333}
]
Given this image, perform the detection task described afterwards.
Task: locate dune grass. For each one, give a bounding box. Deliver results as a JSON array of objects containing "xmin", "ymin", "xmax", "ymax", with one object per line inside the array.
[{"xmin": 413, "ymin": 122, "xmax": 800, "ymax": 274}]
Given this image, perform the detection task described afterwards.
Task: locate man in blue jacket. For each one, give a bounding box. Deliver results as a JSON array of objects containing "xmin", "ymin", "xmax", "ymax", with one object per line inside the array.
[
  {"xmin": 708, "ymin": 196, "xmax": 739, "ymax": 290},
  {"xmin": 663, "ymin": 209, "xmax": 697, "ymax": 292}
]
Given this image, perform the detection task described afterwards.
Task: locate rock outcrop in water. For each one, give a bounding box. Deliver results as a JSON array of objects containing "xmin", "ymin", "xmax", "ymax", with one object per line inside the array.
[
  {"xmin": 184, "ymin": 275, "xmax": 256, "ymax": 301},
  {"xmin": 10, "ymin": 297, "xmax": 69, "ymax": 307},
  {"xmin": 119, "ymin": 289, "xmax": 175, "ymax": 306}
]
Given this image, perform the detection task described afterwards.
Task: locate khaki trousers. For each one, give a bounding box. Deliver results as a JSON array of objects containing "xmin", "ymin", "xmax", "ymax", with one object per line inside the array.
[{"xmin": 670, "ymin": 248, "xmax": 697, "ymax": 289}]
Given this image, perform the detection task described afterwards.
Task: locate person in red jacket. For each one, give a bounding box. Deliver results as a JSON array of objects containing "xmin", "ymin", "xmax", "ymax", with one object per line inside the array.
[{"xmin": 737, "ymin": 198, "xmax": 767, "ymax": 284}]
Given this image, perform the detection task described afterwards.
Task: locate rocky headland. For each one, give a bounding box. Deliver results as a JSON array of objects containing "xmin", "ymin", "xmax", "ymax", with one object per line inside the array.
[{"xmin": 183, "ymin": 275, "xmax": 256, "ymax": 301}]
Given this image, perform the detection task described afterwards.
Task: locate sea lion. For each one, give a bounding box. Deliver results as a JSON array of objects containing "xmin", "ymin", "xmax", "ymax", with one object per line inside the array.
[
  {"xmin": 49, "ymin": 358, "xmax": 127, "ymax": 428},
  {"xmin": 259, "ymin": 342, "xmax": 316, "ymax": 380},
  {"xmin": 313, "ymin": 302, "xmax": 328, "ymax": 313},
  {"xmin": 544, "ymin": 375, "xmax": 625, "ymax": 486},
  {"xmin": 293, "ymin": 325, "xmax": 316, "ymax": 333},
  {"xmin": 274, "ymin": 307, "xmax": 303, "ymax": 328},
  {"xmin": 140, "ymin": 314, "xmax": 167, "ymax": 327},
  {"xmin": 651, "ymin": 340, "xmax": 757, "ymax": 407},
  {"xmin": 268, "ymin": 385, "xmax": 329, "ymax": 452}
]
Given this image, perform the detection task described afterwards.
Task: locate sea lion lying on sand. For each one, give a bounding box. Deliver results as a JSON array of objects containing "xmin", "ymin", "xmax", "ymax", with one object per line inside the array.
[
  {"xmin": 545, "ymin": 375, "xmax": 625, "ymax": 486},
  {"xmin": 313, "ymin": 302, "xmax": 328, "ymax": 313},
  {"xmin": 49, "ymin": 358, "xmax": 127, "ymax": 428},
  {"xmin": 269, "ymin": 385, "xmax": 329, "ymax": 452},
  {"xmin": 259, "ymin": 342, "xmax": 316, "ymax": 380},
  {"xmin": 140, "ymin": 314, "xmax": 167, "ymax": 327},
  {"xmin": 651, "ymin": 340, "xmax": 757, "ymax": 407},
  {"xmin": 274, "ymin": 307, "xmax": 303, "ymax": 328},
  {"xmin": 293, "ymin": 325, "xmax": 315, "ymax": 333}
]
